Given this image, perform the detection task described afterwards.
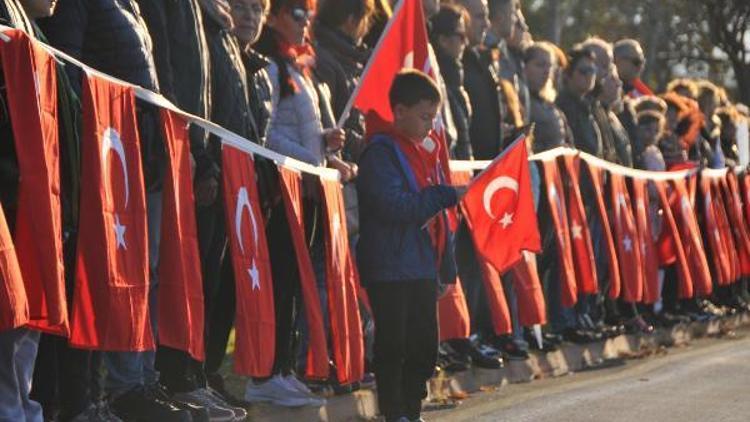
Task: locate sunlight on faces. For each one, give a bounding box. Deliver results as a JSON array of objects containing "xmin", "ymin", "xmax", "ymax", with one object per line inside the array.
[
  {"xmin": 600, "ymin": 65, "xmax": 623, "ymax": 104},
  {"xmin": 569, "ymin": 56, "xmax": 597, "ymax": 96},
  {"xmin": 393, "ymin": 100, "xmax": 440, "ymax": 141},
  {"xmin": 267, "ymin": 2, "xmax": 313, "ymax": 46},
  {"xmin": 460, "ymin": 0, "xmax": 489, "ymax": 47},
  {"xmin": 525, "ymin": 50, "xmax": 553, "ymax": 94},
  {"xmin": 230, "ymin": 0, "xmax": 268, "ymax": 45}
]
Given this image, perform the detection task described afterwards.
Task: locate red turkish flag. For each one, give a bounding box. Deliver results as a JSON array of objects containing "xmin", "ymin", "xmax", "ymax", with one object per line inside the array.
[
  {"xmin": 437, "ymin": 280, "xmax": 471, "ymax": 341},
  {"xmin": 0, "ymin": 28, "xmax": 67, "ymax": 335},
  {"xmin": 438, "ymin": 168, "xmax": 472, "ymax": 341},
  {"xmin": 722, "ymin": 173, "xmax": 750, "ymax": 277},
  {"xmin": 654, "ymin": 180, "xmax": 693, "ymax": 298},
  {"xmin": 156, "ymin": 109, "xmax": 204, "ymax": 360},
  {"xmin": 0, "ymin": 203, "xmax": 28, "ymax": 331},
  {"xmin": 277, "ymin": 166, "xmax": 329, "ymax": 379},
  {"xmin": 72, "ymin": 73, "xmax": 152, "ymax": 351},
  {"xmin": 541, "ymin": 158, "xmax": 576, "ymax": 307},
  {"xmin": 585, "ymin": 163, "xmax": 621, "ymax": 298},
  {"xmin": 609, "ymin": 173, "xmax": 643, "ymax": 303},
  {"xmin": 510, "ymin": 252, "xmax": 547, "ymax": 327},
  {"xmin": 631, "ymin": 179, "xmax": 660, "ymax": 304},
  {"xmin": 562, "ymin": 155, "xmax": 598, "ymax": 294},
  {"xmin": 742, "ymin": 173, "xmax": 750, "ymax": 224},
  {"xmin": 479, "ymin": 258, "xmax": 512, "ymax": 335},
  {"xmin": 461, "ymin": 137, "xmax": 540, "ymax": 273},
  {"xmin": 712, "ymin": 181, "xmax": 739, "ymax": 283},
  {"xmin": 353, "ymin": 0, "xmax": 429, "ymax": 123},
  {"xmin": 699, "ymin": 175, "xmax": 731, "ymax": 285},
  {"xmin": 222, "ymin": 145, "xmax": 275, "ymax": 377},
  {"xmin": 320, "ymin": 179, "xmax": 364, "ymax": 385},
  {"xmin": 672, "ymin": 178, "xmax": 712, "ymax": 297}
]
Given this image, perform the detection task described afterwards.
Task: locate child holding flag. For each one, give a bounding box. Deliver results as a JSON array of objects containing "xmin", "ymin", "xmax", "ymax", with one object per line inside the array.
[{"xmin": 356, "ymin": 70, "xmax": 460, "ymax": 422}]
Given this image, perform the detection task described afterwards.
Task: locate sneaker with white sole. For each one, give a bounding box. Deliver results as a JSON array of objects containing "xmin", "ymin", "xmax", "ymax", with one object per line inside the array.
[
  {"xmin": 205, "ymin": 387, "xmax": 249, "ymax": 421},
  {"xmin": 245, "ymin": 375, "xmax": 325, "ymax": 407},
  {"xmin": 172, "ymin": 388, "xmax": 241, "ymax": 421}
]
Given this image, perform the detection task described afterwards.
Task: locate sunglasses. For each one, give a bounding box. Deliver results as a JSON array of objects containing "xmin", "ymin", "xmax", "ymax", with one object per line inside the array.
[{"xmin": 290, "ymin": 6, "xmax": 312, "ymax": 23}]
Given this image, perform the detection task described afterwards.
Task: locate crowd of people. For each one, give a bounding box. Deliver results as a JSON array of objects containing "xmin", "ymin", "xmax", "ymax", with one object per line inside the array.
[{"xmin": 1, "ymin": 0, "xmax": 749, "ymax": 421}]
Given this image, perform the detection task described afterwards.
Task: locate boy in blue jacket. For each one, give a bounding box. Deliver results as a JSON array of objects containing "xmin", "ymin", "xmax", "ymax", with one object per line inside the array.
[{"xmin": 357, "ymin": 70, "xmax": 460, "ymax": 422}]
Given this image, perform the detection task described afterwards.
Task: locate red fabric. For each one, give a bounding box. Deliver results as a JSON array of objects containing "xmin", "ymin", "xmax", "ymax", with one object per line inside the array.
[
  {"xmin": 320, "ymin": 179, "xmax": 364, "ymax": 385},
  {"xmin": 585, "ymin": 163, "xmax": 621, "ymax": 298},
  {"xmin": 654, "ymin": 181, "xmax": 693, "ymax": 298},
  {"xmin": 221, "ymin": 146, "xmax": 275, "ymax": 377},
  {"xmin": 437, "ymin": 280, "xmax": 471, "ymax": 341},
  {"xmin": 157, "ymin": 110, "xmax": 204, "ymax": 360},
  {"xmin": 72, "ymin": 73, "xmax": 152, "ymax": 351},
  {"xmin": 723, "ymin": 173, "xmax": 750, "ymax": 278},
  {"xmin": 354, "ymin": 0, "xmax": 429, "ymax": 123},
  {"xmin": 699, "ymin": 176, "xmax": 731, "ymax": 285},
  {"xmin": 436, "ymin": 169, "xmax": 472, "ymax": 341},
  {"xmin": 1, "ymin": 28, "xmax": 68, "ymax": 335},
  {"xmin": 742, "ymin": 174, "xmax": 750, "ymax": 224},
  {"xmin": 631, "ymin": 179, "xmax": 660, "ymax": 304},
  {"xmin": 461, "ymin": 138, "xmax": 540, "ymax": 273},
  {"xmin": 672, "ymin": 178, "xmax": 712, "ymax": 297},
  {"xmin": 562, "ymin": 156, "xmax": 598, "ymax": 294},
  {"xmin": 541, "ymin": 159, "xmax": 577, "ymax": 306},
  {"xmin": 627, "ymin": 78, "xmax": 654, "ymax": 98},
  {"xmin": 0, "ymin": 203, "xmax": 28, "ymax": 332},
  {"xmin": 510, "ymin": 252, "xmax": 547, "ymax": 327},
  {"xmin": 277, "ymin": 167, "xmax": 329, "ymax": 379},
  {"xmin": 711, "ymin": 178, "xmax": 739, "ymax": 284},
  {"xmin": 478, "ymin": 258, "xmax": 512, "ymax": 335},
  {"xmin": 609, "ymin": 173, "xmax": 643, "ymax": 302}
]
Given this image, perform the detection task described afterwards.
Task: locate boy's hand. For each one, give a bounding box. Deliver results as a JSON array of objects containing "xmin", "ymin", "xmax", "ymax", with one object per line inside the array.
[{"xmin": 324, "ymin": 128, "xmax": 346, "ymax": 151}]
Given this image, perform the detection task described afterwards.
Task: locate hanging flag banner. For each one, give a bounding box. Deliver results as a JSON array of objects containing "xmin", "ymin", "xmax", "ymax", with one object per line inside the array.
[
  {"xmin": 321, "ymin": 179, "xmax": 365, "ymax": 385},
  {"xmin": 631, "ymin": 178, "xmax": 659, "ymax": 304},
  {"xmin": 0, "ymin": 202, "xmax": 28, "ymax": 331},
  {"xmin": 277, "ymin": 166, "xmax": 329, "ymax": 379},
  {"xmin": 72, "ymin": 72, "xmax": 152, "ymax": 351},
  {"xmin": 1, "ymin": 28, "xmax": 67, "ymax": 335},
  {"xmin": 562, "ymin": 155, "xmax": 598, "ymax": 294},
  {"xmin": 157, "ymin": 109, "xmax": 205, "ymax": 360},
  {"xmin": 541, "ymin": 158, "xmax": 577, "ymax": 306},
  {"xmin": 222, "ymin": 145, "xmax": 276, "ymax": 377}
]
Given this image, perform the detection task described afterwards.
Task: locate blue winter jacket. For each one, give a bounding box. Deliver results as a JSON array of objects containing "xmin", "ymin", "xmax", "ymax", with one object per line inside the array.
[{"xmin": 356, "ymin": 134, "xmax": 458, "ymax": 284}]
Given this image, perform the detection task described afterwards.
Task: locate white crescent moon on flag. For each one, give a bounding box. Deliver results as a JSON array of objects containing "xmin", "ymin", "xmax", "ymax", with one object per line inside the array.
[
  {"xmin": 235, "ymin": 187, "xmax": 259, "ymax": 255},
  {"xmin": 483, "ymin": 176, "xmax": 519, "ymax": 219},
  {"xmin": 101, "ymin": 127, "xmax": 130, "ymax": 208}
]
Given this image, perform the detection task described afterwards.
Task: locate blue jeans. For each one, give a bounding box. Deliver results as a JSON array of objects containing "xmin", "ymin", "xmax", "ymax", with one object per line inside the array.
[
  {"xmin": 0, "ymin": 328, "xmax": 43, "ymax": 422},
  {"xmin": 104, "ymin": 191, "xmax": 162, "ymax": 395}
]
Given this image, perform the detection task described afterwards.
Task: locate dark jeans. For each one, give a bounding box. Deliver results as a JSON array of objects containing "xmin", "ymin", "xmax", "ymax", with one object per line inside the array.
[
  {"xmin": 661, "ymin": 265, "xmax": 679, "ymax": 313},
  {"xmin": 368, "ymin": 280, "xmax": 438, "ymax": 421}
]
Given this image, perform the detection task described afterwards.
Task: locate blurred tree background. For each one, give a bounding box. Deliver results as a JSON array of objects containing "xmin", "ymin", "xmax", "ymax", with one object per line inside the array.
[{"xmin": 522, "ymin": 0, "xmax": 750, "ymax": 104}]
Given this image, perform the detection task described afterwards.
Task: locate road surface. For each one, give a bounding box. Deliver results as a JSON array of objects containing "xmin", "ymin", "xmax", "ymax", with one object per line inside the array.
[{"xmin": 432, "ymin": 333, "xmax": 750, "ymax": 422}]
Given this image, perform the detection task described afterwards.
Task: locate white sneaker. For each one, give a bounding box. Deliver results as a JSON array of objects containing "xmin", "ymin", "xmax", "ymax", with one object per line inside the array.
[
  {"xmin": 244, "ymin": 375, "xmax": 325, "ymax": 408},
  {"xmin": 283, "ymin": 374, "xmax": 313, "ymax": 394}
]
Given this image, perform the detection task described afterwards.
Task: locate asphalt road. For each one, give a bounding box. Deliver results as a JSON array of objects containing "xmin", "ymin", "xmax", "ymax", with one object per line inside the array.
[{"xmin": 431, "ymin": 333, "xmax": 750, "ymax": 422}]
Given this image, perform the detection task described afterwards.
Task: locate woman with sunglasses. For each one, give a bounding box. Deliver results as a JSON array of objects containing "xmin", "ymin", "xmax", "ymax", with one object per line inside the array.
[
  {"xmin": 556, "ymin": 47, "xmax": 602, "ymax": 158},
  {"xmin": 247, "ymin": 0, "xmax": 344, "ymax": 407}
]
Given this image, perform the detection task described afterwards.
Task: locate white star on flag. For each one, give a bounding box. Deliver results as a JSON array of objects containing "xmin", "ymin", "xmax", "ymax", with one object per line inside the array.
[
  {"xmin": 623, "ymin": 235, "xmax": 632, "ymax": 252},
  {"xmin": 500, "ymin": 212, "xmax": 514, "ymax": 229},
  {"xmin": 617, "ymin": 193, "xmax": 627, "ymax": 207},
  {"xmin": 114, "ymin": 214, "xmax": 127, "ymax": 250},
  {"xmin": 714, "ymin": 229, "xmax": 721, "ymax": 242},
  {"xmin": 248, "ymin": 259, "xmax": 260, "ymax": 290},
  {"xmin": 571, "ymin": 221, "xmax": 583, "ymax": 239}
]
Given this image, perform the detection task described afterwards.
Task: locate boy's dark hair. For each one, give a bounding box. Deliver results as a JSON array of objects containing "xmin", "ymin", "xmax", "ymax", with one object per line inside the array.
[{"xmin": 389, "ymin": 70, "xmax": 442, "ymax": 110}]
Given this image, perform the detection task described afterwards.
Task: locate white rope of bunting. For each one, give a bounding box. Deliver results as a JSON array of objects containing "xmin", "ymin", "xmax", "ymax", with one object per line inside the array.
[
  {"xmin": 0, "ymin": 25, "xmax": 340, "ymax": 181},
  {"xmin": 451, "ymin": 146, "xmax": 748, "ymax": 181}
]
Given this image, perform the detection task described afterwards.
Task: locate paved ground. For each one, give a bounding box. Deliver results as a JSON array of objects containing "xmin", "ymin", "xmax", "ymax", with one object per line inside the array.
[{"xmin": 431, "ymin": 332, "xmax": 750, "ymax": 422}]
